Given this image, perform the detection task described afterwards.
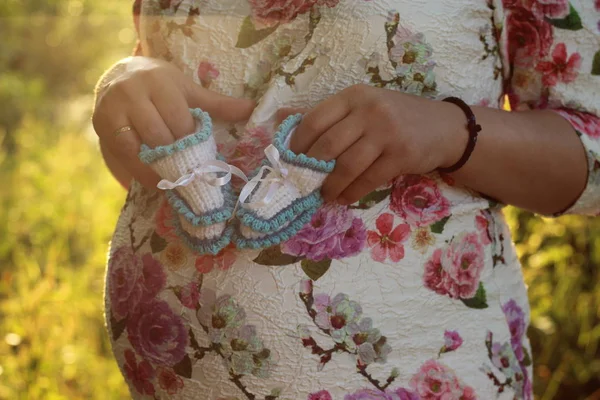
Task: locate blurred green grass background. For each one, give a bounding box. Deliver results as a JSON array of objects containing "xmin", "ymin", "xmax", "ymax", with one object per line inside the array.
[{"xmin": 0, "ymin": 1, "xmax": 599, "ymax": 399}]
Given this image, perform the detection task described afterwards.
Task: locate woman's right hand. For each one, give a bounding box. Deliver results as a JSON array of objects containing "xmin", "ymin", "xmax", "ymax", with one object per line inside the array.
[{"xmin": 92, "ymin": 56, "xmax": 256, "ymax": 189}]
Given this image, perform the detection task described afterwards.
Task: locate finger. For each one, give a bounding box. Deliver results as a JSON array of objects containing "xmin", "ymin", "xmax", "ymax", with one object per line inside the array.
[
  {"xmin": 128, "ymin": 101, "xmax": 175, "ymax": 147},
  {"xmin": 290, "ymin": 94, "xmax": 351, "ymax": 154},
  {"xmin": 126, "ymin": 157, "xmax": 162, "ymax": 189},
  {"xmin": 305, "ymin": 113, "xmax": 364, "ymax": 161},
  {"xmin": 93, "ymin": 104, "xmax": 145, "ymax": 160},
  {"xmin": 321, "ymin": 137, "xmax": 381, "ymax": 203},
  {"xmin": 101, "ymin": 138, "xmax": 161, "ymax": 190},
  {"xmin": 275, "ymin": 107, "xmax": 309, "ymax": 125},
  {"xmin": 97, "ymin": 116, "xmax": 162, "ymax": 190},
  {"xmin": 338, "ymin": 155, "xmax": 399, "ymax": 206},
  {"xmin": 150, "ymin": 82, "xmax": 196, "ymax": 139},
  {"xmin": 184, "ymin": 81, "xmax": 256, "ymax": 122}
]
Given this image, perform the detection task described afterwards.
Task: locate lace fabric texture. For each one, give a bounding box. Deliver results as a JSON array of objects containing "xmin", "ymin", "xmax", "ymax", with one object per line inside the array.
[{"xmin": 103, "ymin": 0, "xmax": 600, "ymax": 399}]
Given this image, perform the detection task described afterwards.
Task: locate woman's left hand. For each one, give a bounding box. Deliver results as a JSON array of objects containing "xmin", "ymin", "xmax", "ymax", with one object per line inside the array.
[{"xmin": 276, "ymin": 84, "xmax": 466, "ymax": 205}]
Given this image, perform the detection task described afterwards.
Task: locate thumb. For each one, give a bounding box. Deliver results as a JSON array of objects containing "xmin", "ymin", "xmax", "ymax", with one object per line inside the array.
[
  {"xmin": 275, "ymin": 107, "xmax": 310, "ymax": 125},
  {"xmin": 185, "ymin": 81, "xmax": 256, "ymax": 122}
]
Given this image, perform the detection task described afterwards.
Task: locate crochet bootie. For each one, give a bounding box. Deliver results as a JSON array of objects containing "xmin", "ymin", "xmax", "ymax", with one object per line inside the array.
[
  {"xmin": 232, "ymin": 114, "xmax": 335, "ymax": 249},
  {"xmin": 138, "ymin": 108, "xmax": 241, "ymax": 255}
]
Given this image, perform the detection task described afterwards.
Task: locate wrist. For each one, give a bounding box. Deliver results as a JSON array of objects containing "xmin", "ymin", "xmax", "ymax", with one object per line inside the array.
[{"xmin": 437, "ymin": 100, "xmax": 471, "ymax": 170}]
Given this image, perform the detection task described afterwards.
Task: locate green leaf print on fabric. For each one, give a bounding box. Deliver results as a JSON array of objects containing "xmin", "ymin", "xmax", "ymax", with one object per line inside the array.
[
  {"xmin": 522, "ymin": 346, "xmax": 532, "ymax": 367},
  {"xmin": 173, "ymin": 354, "xmax": 193, "ymax": 379},
  {"xmin": 460, "ymin": 282, "xmax": 489, "ymax": 309},
  {"xmin": 352, "ymin": 187, "xmax": 392, "ymax": 210},
  {"xmin": 236, "ymin": 16, "xmax": 280, "ymax": 49},
  {"xmin": 301, "ymin": 259, "xmax": 332, "ymax": 281},
  {"xmin": 265, "ymin": 388, "xmax": 283, "ymax": 400},
  {"xmin": 253, "ymin": 245, "xmax": 301, "ymax": 266},
  {"xmin": 110, "ymin": 312, "xmax": 127, "ymax": 342},
  {"xmin": 546, "ymin": 4, "xmax": 583, "ymax": 31},
  {"xmin": 430, "ymin": 215, "xmax": 451, "ymax": 234},
  {"xmin": 592, "ymin": 50, "xmax": 600, "ymax": 75},
  {"xmin": 150, "ymin": 230, "xmax": 168, "ymax": 254}
]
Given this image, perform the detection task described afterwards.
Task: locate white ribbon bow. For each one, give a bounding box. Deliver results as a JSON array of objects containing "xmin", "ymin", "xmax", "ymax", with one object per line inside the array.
[
  {"xmin": 156, "ymin": 160, "xmax": 248, "ymax": 190},
  {"xmin": 156, "ymin": 145, "xmax": 295, "ymax": 219},
  {"xmin": 239, "ymin": 144, "xmax": 295, "ymax": 208}
]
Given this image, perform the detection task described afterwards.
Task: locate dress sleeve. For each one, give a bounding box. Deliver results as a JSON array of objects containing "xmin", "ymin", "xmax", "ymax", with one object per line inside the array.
[{"xmin": 497, "ymin": 0, "xmax": 600, "ymax": 216}]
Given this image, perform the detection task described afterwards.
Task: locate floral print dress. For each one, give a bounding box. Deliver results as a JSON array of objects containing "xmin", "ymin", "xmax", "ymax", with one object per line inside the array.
[{"xmin": 105, "ymin": 0, "xmax": 600, "ymax": 399}]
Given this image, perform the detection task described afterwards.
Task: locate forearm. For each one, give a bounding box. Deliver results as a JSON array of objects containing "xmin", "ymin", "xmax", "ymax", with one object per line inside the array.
[{"xmin": 444, "ymin": 104, "xmax": 588, "ymax": 215}]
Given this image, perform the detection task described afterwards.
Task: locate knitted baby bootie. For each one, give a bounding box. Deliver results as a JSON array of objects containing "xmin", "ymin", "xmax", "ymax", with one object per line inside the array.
[
  {"xmin": 138, "ymin": 108, "xmax": 241, "ymax": 255},
  {"xmin": 232, "ymin": 113, "xmax": 335, "ymax": 249}
]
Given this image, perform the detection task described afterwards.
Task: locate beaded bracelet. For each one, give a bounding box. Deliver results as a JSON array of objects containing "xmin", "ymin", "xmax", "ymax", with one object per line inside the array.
[{"xmin": 437, "ymin": 96, "xmax": 482, "ymax": 174}]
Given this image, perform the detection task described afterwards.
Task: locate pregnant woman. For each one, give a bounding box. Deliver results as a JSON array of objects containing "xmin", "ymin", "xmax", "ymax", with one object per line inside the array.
[{"xmin": 92, "ymin": 0, "xmax": 600, "ymax": 398}]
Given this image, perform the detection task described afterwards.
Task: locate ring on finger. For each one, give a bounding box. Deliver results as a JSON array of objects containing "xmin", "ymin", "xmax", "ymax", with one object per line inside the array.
[{"xmin": 113, "ymin": 125, "xmax": 135, "ymax": 137}]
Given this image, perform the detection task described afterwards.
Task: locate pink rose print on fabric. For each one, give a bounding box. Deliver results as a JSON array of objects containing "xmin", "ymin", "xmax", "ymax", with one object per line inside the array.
[
  {"xmin": 197, "ymin": 61, "xmax": 220, "ymax": 87},
  {"xmin": 344, "ymin": 388, "xmax": 419, "ymax": 400},
  {"xmin": 157, "ymin": 367, "xmax": 184, "ymax": 395},
  {"xmin": 367, "ymin": 213, "xmax": 411, "ymax": 263},
  {"xmin": 155, "ymin": 199, "xmax": 178, "ymax": 241},
  {"xmin": 390, "ymin": 175, "xmax": 451, "ymax": 228},
  {"xmin": 536, "ymin": 43, "xmax": 581, "ymax": 86},
  {"xmin": 505, "ymin": 6, "xmax": 553, "ymax": 67},
  {"xmin": 439, "ymin": 330, "xmax": 463, "ymax": 355},
  {"xmin": 127, "ymin": 299, "xmax": 188, "ymax": 367},
  {"xmin": 108, "ymin": 249, "xmax": 166, "ymax": 320},
  {"xmin": 475, "ymin": 211, "xmax": 492, "ymax": 245},
  {"xmin": 220, "ymin": 127, "xmax": 273, "ymax": 176},
  {"xmin": 555, "ymin": 109, "xmax": 600, "ymax": 139},
  {"xmin": 282, "ymin": 204, "xmax": 366, "ymax": 261},
  {"xmin": 248, "ymin": 0, "xmax": 340, "ymax": 24},
  {"xmin": 423, "ymin": 232, "xmax": 485, "ymax": 299},
  {"xmin": 195, "ymin": 244, "xmax": 238, "ymax": 273},
  {"xmin": 410, "ymin": 359, "xmax": 476, "ymax": 400},
  {"xmin": 139, "ymin": 253, "xmax": 167, "ymax": 298},
  {"xmin": 502, "ymin": 0, "xmax": 569, "ymax": 19},
  {"xmin": 309, "ymin": 390, "xmax": 333, "ymax": 400},
  {"xmin": 123, "ymin": 349, "xmax": 155, "ymax": 396},
  {"xmin": 530, "ymin": 0, "xmax": 569, "ymax": 19},
  {"xmin": 108, "ymin": 247, "xmax": 144, "ymax": 321},
  {"xmin": 178, "ymin": 281, "xmax": 200, "ymax": 309}
]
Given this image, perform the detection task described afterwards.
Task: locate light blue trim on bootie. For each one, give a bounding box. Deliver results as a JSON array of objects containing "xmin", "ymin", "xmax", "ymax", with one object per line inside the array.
[
  {"xmin": 235, "ymin": 114, "xmax": 335, "ymax": 244},
  {"xmin": 136, "ymin": 109, "xmax": 235, "ymax": 230},
  {"xmin": 138, "ymin": 108, "xmax": 213, "ymax": 164},
  {"xmin": 164, "ymin": 181, "xmax": 237, "ymax": 226},
  {"xmin": 171, "ymin": 213, "xmax": 234, "ymax": 256},
  {"xmin": 236, "ymin": 190, "xmax": 323, "ymax": 233},
  {"xmin": 232, "ymin": 205, "xmax": 319, "ymax": 250},
  {"xmin": 273, "ymin": 113, "xmax": 336, "ymax": 173}
]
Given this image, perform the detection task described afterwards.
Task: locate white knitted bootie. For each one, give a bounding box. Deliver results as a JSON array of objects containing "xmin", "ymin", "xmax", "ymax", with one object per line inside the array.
[
  {"xmin": 138, "ymin": 108, "xmax": 242, "ymax": 255},
  {"xmin": 232, "ymin": 114, "xmax": 335, "ymax": 250}
]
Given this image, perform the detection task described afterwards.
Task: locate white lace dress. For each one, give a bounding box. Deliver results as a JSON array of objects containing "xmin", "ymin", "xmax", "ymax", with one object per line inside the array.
[{"xmin": 103, "ymin": 0, "xmax": 600, "ymax": 399}]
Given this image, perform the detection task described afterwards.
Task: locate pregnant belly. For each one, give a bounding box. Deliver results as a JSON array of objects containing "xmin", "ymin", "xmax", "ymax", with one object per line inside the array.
[{"xmin": 105, "ymin": 178, "xmax": 527, "ymax": 399}]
